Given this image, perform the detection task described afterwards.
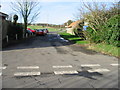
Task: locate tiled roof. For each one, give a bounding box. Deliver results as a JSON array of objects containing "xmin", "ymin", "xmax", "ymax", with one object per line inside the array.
[{"xmin": 67, "ymin": 20, "xmax": 81, "ymax": 28}]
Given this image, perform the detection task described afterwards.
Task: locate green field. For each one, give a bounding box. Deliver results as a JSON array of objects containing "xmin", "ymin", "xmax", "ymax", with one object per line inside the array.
[
  {"xmin": 27, "ymin": 25, "xmax": 43, "ymax": 29},
  {"xmin": 27, "ymin": 25, "xmax": 60, "ymax": 32}
]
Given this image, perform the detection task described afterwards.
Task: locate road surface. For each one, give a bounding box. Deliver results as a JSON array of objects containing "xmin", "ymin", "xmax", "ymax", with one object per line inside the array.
[{"xmin": 2, "ymin": 32, "xmax": 119, "ymax": 89}]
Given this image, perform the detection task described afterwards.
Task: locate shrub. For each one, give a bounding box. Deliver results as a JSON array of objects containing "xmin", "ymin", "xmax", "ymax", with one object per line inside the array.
[
  {"xmin": 101, "ymin": 15, "xmax": 120, "ymax": 47},
  {"xmin": 7, "ymin": 22, "xmax": 23, "ymax": 40},
  {"xmin": 84, "ymin": 27, "xmax": 102, "ymax": 43},
  {"xmin": 85, "ymin": 15, "xmax": 120, "ymax": 47}
]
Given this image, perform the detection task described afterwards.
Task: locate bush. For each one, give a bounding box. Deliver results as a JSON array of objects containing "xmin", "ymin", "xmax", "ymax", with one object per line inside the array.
[
  {"xmin": 102, "ymin": 15, "xmax": 120, "ymax": 47},
  {"xmin": 7, "ymin": 22, "xmax": 23, "ymax": 40},
  {"xmin": 84, "ymin": 27, "xmax": 102, "ymax": 43},
  {"xmin": 85, "ymin": 15, "xmax": 120, "ymax": 47}
]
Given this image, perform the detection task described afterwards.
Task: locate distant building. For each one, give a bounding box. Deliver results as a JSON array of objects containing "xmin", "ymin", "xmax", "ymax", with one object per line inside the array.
[
  {"xmin": 66, "ymin": 20, "xmax": 83, "ymax": 35},
  {"xmin": 35, "ymin": 23, "xmax": 49, "ymax": 27},
  {"xmin": 0, "ymin": 12, "xmax": 8, "ymax": 20}
]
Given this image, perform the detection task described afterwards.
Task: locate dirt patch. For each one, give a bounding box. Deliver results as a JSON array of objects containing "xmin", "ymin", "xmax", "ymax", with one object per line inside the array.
[
  {"xmin": 51, "ymin": 42, "xmax": 69, "ymax": 54},
  {"xmin": 54, "ymin": 47, "xmax": 69, "ymax": 54},
  {"xmin": 69, "ymin": 44, "xmax": 98, "ymax": 55}
]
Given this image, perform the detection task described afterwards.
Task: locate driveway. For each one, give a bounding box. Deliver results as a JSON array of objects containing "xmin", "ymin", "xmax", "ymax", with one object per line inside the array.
[{"xmin": 2, "ymin": 32, "xmax": 119, "ymax": 89}]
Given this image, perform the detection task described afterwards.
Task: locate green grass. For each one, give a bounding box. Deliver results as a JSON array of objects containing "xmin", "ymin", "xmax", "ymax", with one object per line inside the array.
[
  {"xmin": 47, "ymin": 28, "xmax": 59, "ymax": 32},
  {"xmin": 89, "ymin": 43, "xmax": 120, "ymax": 57},
  {"xmin": 27, "ymin": 25, "xmax": 59, "ymax": 32},
  {"xmin": 76, "ymin": 40, "xmax": 89, "ymax": 44},
  {"xmin": 59, "ymin": 31, "xmax": 119, "ymax": 57},
  {"xmin": 59, "ymin": 31, "xmax": 88, "ymax": 45}
]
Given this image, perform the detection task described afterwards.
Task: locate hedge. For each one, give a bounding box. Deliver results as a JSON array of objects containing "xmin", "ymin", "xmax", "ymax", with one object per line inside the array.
[{"xmin": 85, "ymin": 15, "xmax": 120, "ymax": 47}]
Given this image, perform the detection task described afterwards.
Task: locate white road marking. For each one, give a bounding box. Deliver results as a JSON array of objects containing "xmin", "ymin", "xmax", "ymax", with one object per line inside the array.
[
  {"xmin": 60, "ymin": 37, "xmax": 64, "ymax": 40},
  {"xmin": 17, "ymin": 66, "xmax": 39, "ymax": 69},
  {"xmin": 64, "ymin": 40, "xmax": 69, "ymax": 42},
  {"xmin": 0, "ymin": 66, "xmax": 7, "ymax": 69},
  {"xmin": 110, "ymin": 64, "xmax": 119, "ymax": 66},
  {"xmin": 81, "ymin": 64, "xmax": 100, "ymax": 67},
  {"xmin": 14, "ymin": 72, "xmax": 41, "ymax": 76},
  {"xmin": 54, "ymin": 71, "xmax": 78, "ymax": 75},
  {"xmin": 88, "ymin": 69, "xmax": 110, "ymax": 73},
  {"xmin": 53, "ymin": 65, "xmax": 73, "ymax": 68}
]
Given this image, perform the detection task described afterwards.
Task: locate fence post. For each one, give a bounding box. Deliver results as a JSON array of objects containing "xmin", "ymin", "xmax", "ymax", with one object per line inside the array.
[
  {"xmin": 6, "ymin": 35, "xmax": 8, "ymax": 43},
  {"xmin": 16, "ymin": 34, "xmax": 18, "ymax": 40},
  {"xmin": 23, "ymin": 34, "xmax": 24, "ymax": 38},
  {"xmin": 26, "ymin": 33, "xmax": 28, "ymax": 38}
]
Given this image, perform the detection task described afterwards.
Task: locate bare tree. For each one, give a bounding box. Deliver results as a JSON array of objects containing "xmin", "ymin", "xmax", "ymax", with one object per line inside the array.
[
  {"xmin": 11, "ymin": 0, "xmax": 41, "ymax": 33},
  {"xmin": 77, "ymin": 2, "xmax": 111, "ymax": 32}
]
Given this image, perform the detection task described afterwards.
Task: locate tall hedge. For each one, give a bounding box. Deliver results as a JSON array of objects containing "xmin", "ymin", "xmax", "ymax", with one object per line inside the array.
[
  {"xmin": 102, "ymin": 15, "xmax": 120, "ymax": 47},
  {"xmin": 7, "ymin": 22, "xmax": 23, "ymax": 40},
  {"xmin": 85, "ymin": 15, "xmax": 120, "ymax": 47}
]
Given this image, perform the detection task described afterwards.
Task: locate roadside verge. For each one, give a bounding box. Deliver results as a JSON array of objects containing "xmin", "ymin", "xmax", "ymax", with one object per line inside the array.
[{"xmin": 58, "ymin": 31, "xmax": 119, "ymax": 58}]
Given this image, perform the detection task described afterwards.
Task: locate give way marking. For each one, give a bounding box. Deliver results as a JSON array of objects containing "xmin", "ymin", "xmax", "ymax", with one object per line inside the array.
[
  {"xmin": 14, "ymin": 72, "xmax": 41, "ymax": 76},
  {"xmin": 17, "ymin": 66, "xmax": 39, "ymax": 69}
]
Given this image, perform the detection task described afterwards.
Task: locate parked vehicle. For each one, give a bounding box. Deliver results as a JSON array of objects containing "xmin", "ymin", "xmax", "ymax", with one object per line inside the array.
[
  {"xmin": 26, "ymin": 30, "xmax": 33, "ymax": 36},
  {"xmin": 27, "ymin": 28, "xmax": 36, "ymax": 34},
  {"xmin": 44, "ymin": 29, "xmax": 49, "ymax": 33},
  {"xmin": 35, "ymin": 29, "xmax": 46, "ymax": 36}
]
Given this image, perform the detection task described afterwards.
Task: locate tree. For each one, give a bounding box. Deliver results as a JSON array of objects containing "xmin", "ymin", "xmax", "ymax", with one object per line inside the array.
[
  {"xmin": 11, "ymin": 0, "xmax": 41, "ymax": 33},
  {"xmin": 67, "ymin": 20, "xmax": 73, "ymax": 25},
  {"xmin": 64, "ymin": 20, "xmax": 73, "ymax": 26},
  {"xmin": 77, "ymin": 2, "xmax": 118, "ymax": 32},
  {"xmin": 76, "ymin": 2, "xmax": 120, "ymax": 45}
]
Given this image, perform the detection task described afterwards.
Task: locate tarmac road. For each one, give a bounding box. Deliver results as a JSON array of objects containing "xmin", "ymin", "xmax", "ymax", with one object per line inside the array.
[{"xmin": 2, "ymin": 32, "xmax": 119, "ymax": 89}]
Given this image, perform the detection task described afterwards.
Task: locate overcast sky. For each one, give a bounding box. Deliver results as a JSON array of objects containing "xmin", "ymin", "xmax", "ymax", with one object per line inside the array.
[{"xmin": 0, "ymin": 0, "xmax": 118, "ymax": 24}]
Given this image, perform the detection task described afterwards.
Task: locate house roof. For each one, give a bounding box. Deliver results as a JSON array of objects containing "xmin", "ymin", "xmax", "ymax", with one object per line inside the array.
[{"xmin": 67, "ymin": 20, "xmax": 81, "ymax": 28}]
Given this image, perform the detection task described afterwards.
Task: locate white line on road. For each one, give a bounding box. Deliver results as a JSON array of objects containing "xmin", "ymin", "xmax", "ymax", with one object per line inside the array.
[
  {"xmin": 81, "ymin": 64, "xmax": 100, "ymax": 67},
  {"xmin": 0, "ymin": 73, "xmax": 2, "ymax": 76},
  {"xmin": 60, "ymin": 37, "xmax": 64, "ymax": 40},
  {"xmin": 14, "ymin": 72, "xmax": 41, "ymax": 76},
  {"xmin": 88, "ymin": 69, "xmax": 110, "ymax": 73},
  {"xmin": 17, "ymin": 66, "xmax": 39, "ymax": 69},
  {"xmin": 110, "ymin": 64, "xmax": 119, "ymax": 66},
  {"xmin": 54, "ymin": 71, "xmax": 78, "ymax": 75},
  {"xmin": 0, "ymin": 66, "xmax": 7, "ymax": 69},
  {"xmin": 53, "ymin": 65, "xmax": 73, "ymax": 68}
]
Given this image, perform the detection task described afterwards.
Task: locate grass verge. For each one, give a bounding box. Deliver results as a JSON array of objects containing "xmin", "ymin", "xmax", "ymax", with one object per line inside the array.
[
  {"xmin": 59, "ymin": 31, "xmax": 119, "ymax": 57},
  {"xmin": 88, "ymin": 43, "xmax": 119, "ymax": 57},
  {"xmin": 58, "ymin": 31, "xmax": 88, "ymax": 45}
]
